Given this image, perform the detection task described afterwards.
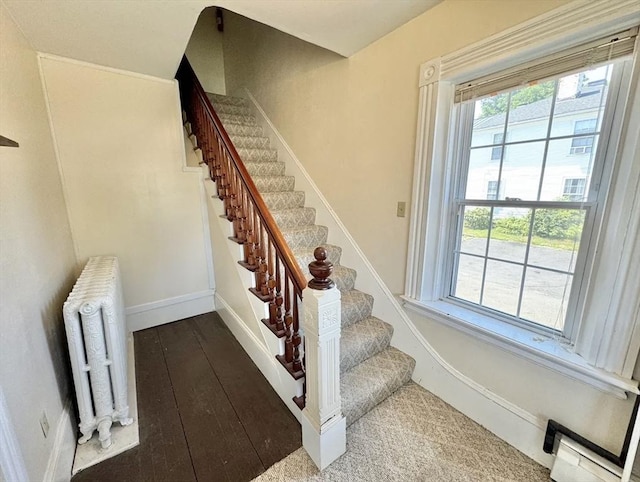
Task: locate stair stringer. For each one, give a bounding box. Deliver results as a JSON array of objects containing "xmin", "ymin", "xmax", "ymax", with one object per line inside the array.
[
  {"xmin": 201, "ymin": 165, "xmax": 304, "ymax": 422},
  {"xmin": 241, "ymin": 89, "xmax": 554, "ymax": 467}
]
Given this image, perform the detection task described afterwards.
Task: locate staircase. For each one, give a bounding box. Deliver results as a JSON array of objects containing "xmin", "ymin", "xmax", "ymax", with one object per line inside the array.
[{"xmin": 204, "ymin": 93, "xmax": 416, "ymax": 428}]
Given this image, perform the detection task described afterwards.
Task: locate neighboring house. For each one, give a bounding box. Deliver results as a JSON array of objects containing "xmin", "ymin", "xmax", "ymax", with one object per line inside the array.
[{"xmin": 468, "ymin": 82, "xmax": 607, "ymax": 205}]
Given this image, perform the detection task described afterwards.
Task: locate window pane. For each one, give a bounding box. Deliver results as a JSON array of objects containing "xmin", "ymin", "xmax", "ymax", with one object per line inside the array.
[
  {"xmin": 466, "ymin": 147, "xmax": 501, "ymax": 199},
  {"xmin": 452, "ymin": 254, "xmax": 484, "ymax": 304},
  {"xmin": 482, "ymin": 260, "xmax": 523, "ymax": 316},
  {"xmin": 520, "ymin": 269, "xmax": 573, "ymax": 330},
  {"xmin": 461, "ymin": 206, "xmax": 489, "ymax": 256},
  {"xmin": 550, "ymin": 66, "xmax": 610, "ymax": 138},
  {"xmin": 501, "ymin": 142, "xmax": 546, "ymax": 201},
  {"xmin": 539, "ymin": 137, "xmax": 598, "ymax": 201},
  {"xmin": 528, "ymin": 209, "xmax": 585, "ymax": 272},
  {"xmin": 488, "ymin": 208, "xmax": 531, "ymax": 263},
  {"xmin": 505, "ymin": 82, "xmax": 554, "ymax": 142},
  {"xmin": 471, "ymin": 97, "xmax": 506, "ymax": 148}
]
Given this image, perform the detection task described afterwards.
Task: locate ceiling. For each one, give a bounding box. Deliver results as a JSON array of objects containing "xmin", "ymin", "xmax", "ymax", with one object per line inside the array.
[{"xmin": 3, "ymin": 0, "xmax": 441, "ymax": 79}]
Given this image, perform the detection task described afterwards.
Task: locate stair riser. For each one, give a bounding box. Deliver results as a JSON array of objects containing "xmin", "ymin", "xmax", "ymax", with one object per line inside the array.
[
  {"xmin": 254, "ymin": 176, "xmax": 295, "ymax": 193},
  {"xmin": 238, "ymin": 148, "xmax": 278, "ymax": 163},
  {"xmin": 219, "ymin": 113, "xmax": 257, "ymax": 125},
  {"xmin": 207, "ymin": 94, "xmax": 247, "ymax": 106},
  {"xmin": 340, "ymin": 318, "xmax": 393, "ymax": 374},
  {"xmin": 213, "ymin": 104, "xmax": 252, "ymax": 116},
  {"xmin": 262, "ymin": 192, "xmax": 305, "ymax": 210},
  {"xmin": 272, "ymin": 208, "xmax": 317, "ymax": 229},
  {"xmin": 331, "ymin": 267, "xmax": 356, "ymax": 292},
  {"xmin": 245, "ymin": 162, "xmax": 286, "ymax": 177},
  {"xmin": 225, "ymin": 124, "xmax": 263, "ymax": 137},
  {"xmin": 341, "ymin": 291, "xmax": 374, "ymax": 328},
  {"xmin": 283, "ymin": 227, "xmax": 328, "ymax": 250},
  {"xmin": 230, "ymin": 136, "xmax": 270, "ymax": 149}
]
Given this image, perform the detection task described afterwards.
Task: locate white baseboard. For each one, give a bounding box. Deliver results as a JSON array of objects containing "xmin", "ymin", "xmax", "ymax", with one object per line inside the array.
[
  {"xmin": 214, "ymin": 293, "xmax": 302, "ymax": 422},
  {"xmin": 43, "ymin": 399, "xmax": 75, "ymax": 482},
  {"xmin": 126, "ymin": 290, "xmax": 215, "ymax": 332}
]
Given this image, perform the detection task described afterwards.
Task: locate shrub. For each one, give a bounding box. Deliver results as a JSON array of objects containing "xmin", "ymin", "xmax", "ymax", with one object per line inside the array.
[
  {"xmin": 464, "ymin": 208, "xmax": 491, "ymax": 230},
  {"xmin": 533, "ymin": 209, "xmax": 583, "ymax": 239},
  {"xmin": 494, "ymin": 215, "xmax": 529, "ymax": 236}
]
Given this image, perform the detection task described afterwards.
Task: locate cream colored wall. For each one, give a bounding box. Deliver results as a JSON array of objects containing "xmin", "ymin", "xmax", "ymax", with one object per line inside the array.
[
  {"xmin": 0, "ymin": 5, "xmax": 77, "ymax": 480},
  {"xmin": 186, "ymin": 7, "xmax": 226, "ymax": 95},
  {"xmin": 221, "ymin": 0, "xmax": 633, "ymax": 456},
  {"xmin": 39, "ymin": 56, "xmax": 212, "ymax": 322}
]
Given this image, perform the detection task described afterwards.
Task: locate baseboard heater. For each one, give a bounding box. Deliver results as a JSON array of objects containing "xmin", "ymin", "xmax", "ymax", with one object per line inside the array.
[
  {"xmin": 63, "ymin": 256, "xmax": 132, "ymax": 449},
  {"xmin": 544, "ymin": 394, "xmax": 640, "ymax": 481}
]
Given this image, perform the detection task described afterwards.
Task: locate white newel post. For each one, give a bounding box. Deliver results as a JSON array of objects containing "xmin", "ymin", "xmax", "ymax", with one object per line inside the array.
[{"xmin": 301, "ymin": 247, "xmax": 346, "ymax": 470}]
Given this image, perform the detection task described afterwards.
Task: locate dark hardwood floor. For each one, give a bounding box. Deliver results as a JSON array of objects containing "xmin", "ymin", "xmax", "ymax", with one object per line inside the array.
[{"xmin": 72, "ymin": 312, "xmax": 301, "ymax": 482}]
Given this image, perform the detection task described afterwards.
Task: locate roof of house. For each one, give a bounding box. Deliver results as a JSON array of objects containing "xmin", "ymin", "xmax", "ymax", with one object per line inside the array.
[{"xmin": 473, "ymin": 89, "xmax": 607, "ymax": 129}]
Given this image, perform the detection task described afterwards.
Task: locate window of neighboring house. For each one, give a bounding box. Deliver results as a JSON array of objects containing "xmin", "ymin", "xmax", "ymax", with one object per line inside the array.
[
  {"xmin": 562, "ymin": 178, "xmax": 587, "ymax": 201},
  {"xmin": 404, "ymin": 21, "xmax": 640, "ymax": 393},
  {"xmin": 570, "ymin": 119, "xmax": 597, "ymax": 154},
  {"xmin": 491, "ymin": 133, "xmax": 504, "ymax": 160},
  {"xmin": 486, "ymin": 180, "xmax": 501, "ymax": 200}
]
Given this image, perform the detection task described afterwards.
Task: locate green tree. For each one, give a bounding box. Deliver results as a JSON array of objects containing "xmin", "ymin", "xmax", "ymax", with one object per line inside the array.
[{"xmin": 480, "ymin": 81, "xmax": 556, "ymax": 118}]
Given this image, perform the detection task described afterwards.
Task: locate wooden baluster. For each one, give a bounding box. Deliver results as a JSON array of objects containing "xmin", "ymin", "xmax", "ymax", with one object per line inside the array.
[
  {"xmin": 260, "ymin": 225, "xmax": 269, "ymax": 298},
  {"xmin": 266, "ymin": 241, "xmax": 277, "ymax": 326},
  {"xmin": 292, "ymin": 294, "xmax": 303, "ymax": 373},
  {"xmin": 284, "ymin": 275, "xmax": 293, "ymax": 363},
  {"xmin": 275, "ymin": 256, "xmax": 285, "ymax": 333}
]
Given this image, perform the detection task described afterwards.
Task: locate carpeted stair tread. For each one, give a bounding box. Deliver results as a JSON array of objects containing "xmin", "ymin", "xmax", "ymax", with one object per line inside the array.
[
  {"xmin": 271, "ymin": 207, "xmax": 316, "ymax": 229},
  {"xmin": 341, "ymin": 290, "xmax": 374, "ymax": 328},
  {"xmin": 280, "ymin": 225, "xmax": 328, "ymax": 249},
  {"xmin": 237, "ymin": 147, "xmax": 278, "ymax": 163},
  {"xmin": 229, "ymin": 135, "xmax": 270, "ymax": 149},
  {"xmin": 262, "ymin": 191, "xmax": 305, "ymax": 210},
  {"xmin": 224, "ymin": 123, "xmax": 263, "ymax": 137},
  {"xmin": 207, "ymin": 93, "xmax": 247, "ymax": 106},
  {"xmin": 253, "ymin": 175, "xmax": 295, "ymax": 193},
  {"xmin": 218, "ymin": 113, "xmax": 257, "ymax": 125},
  {"xmin": 329, "ymin": 265, "xmax": 357, "ymax": 292},
  {"xmin": 341, "ymin": 346, "xmax": 415, "ymax": 426},
  {"xmin": 211, "ymin": 103, "xmax": 252, "ymax": 116},
  {"xmin": 245, "ymin": 161, "xmax": 285, "ymax": 177},
  {"xmin": 292, "ymin": 244, "xmax": 341, "ymax": 267},
  {"xmin": 341, "ymin": 317, "xmax": 393, "ymax": 374}
]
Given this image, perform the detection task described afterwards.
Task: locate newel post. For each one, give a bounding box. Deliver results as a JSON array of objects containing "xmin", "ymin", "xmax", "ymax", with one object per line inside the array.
[{"xmin": 301, "ymin": 247, "xmax": 346, "ymax": 470}]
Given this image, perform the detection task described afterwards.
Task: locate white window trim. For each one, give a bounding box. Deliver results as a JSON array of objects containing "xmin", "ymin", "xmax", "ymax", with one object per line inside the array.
[{"xmin": 404, "ymin": 0, "xmax": 640, "ymax": 398}]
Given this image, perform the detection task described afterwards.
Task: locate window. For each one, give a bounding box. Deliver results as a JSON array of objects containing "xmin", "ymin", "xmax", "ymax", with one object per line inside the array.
[
  {"xmin": 490, "ymin": 133, "xmax": 504, "ymax": 160},
  {"xmin": 405, "ymin": 19, "xmax": 640, "ymax": 394},
  {"xmin": 570, "ymin": 119, "xmax": 597, "ymax": 154},
  {"xmin": 486, "ymin": 180, "xmax": 500, "ymax": 200},
  {"xmin": 451, "ymin": 66, "xmax": 611, "ymax": 333},
  {"xmin": 562, "ymin": 178, "xmax": 586, "ymax": 201}
]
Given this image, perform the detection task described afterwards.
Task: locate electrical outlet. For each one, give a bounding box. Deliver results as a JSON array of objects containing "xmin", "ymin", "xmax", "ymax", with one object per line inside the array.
[
  {"xmin": 397, "ymin": 201, "xmax": 406, "ymax": 218},
  {"xmin": 40, "ymin": 411, "xmax": 50, "ymax": 438}
]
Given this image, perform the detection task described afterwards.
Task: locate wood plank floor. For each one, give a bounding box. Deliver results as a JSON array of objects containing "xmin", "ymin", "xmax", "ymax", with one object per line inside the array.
[{"xmin": 72, "ymin": 312, "xmax": 301, "ymax": 482}]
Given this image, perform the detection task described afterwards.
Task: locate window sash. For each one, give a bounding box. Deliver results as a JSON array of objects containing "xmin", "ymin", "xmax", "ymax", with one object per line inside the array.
[{"xmin": 445, "ymin": 62, "xmax": 624, "ymax": 337}]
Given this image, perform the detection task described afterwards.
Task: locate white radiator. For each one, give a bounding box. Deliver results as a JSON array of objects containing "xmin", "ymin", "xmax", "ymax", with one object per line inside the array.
[{"xmin": 63, "ymin": 256, "xmax": 132, "ymax": 449}]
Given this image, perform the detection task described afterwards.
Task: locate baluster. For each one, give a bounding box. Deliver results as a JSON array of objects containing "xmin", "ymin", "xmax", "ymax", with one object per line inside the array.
[
  {"xmin": 274, "ymin": 256, "xmax": 285, "ymax": 333},
  {"xmin": 284, "ymin": 275, "xmax": 293, "ymax": 362},
  {"xmin": 259, "ymin": 225, "xmax": 269, "ymax": 298},
  {"xmin": 292, "ymin": 294, "xmax": 303, "ymax": 373}
]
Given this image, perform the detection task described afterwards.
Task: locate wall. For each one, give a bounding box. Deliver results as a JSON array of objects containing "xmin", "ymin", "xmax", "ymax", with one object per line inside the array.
[
  {"xmin": 0, "ymin": 4, "xmax": 77, "ymax": 480},
  {"xmin": 221, "ymin": 0, "xmax": 634, "ymax": 459},
  {"xmin": 185, "ymin": 7, "xmax": 226, "ymax": 95},
  {"xmin": 39, "ymin": 55, "xmax": 214, "ymax": 332}
]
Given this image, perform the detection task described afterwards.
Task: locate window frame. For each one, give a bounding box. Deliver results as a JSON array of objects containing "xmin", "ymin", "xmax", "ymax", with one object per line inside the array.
[{"xmin": 403, "ymin": 0, "xmax": 640, "ymax": 397}]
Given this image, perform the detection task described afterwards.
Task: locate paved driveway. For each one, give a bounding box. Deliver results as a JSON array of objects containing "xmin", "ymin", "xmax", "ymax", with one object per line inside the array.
[{"xmin": 454, "ymin": 237, "xmax": 579, "ymax": 330}]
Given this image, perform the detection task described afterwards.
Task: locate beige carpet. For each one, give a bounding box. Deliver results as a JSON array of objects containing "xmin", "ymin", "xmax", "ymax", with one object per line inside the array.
[{"xmin": 254, "ymin": 382, "xmax": 550, "ymax": 482}]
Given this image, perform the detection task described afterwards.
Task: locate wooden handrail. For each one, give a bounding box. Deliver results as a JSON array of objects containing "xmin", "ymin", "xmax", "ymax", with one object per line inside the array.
[
  {"xmin": 177, "ymin": 57, "xmax": 309, "ymax": 392},
  {"xmin": 176, "ymin": 57, "xmax": 307, "ymax": 294}
]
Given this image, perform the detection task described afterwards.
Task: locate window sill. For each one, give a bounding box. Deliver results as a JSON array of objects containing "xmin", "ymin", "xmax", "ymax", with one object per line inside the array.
[{"xmin": 400, "ymin": 296, "xmax": 638, "ymax": 399}]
